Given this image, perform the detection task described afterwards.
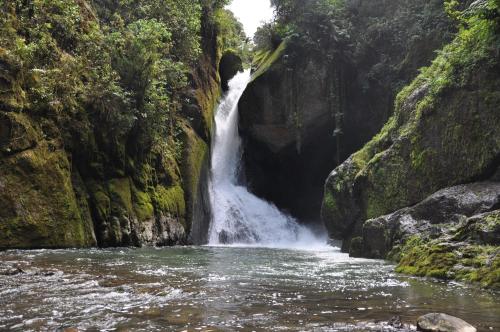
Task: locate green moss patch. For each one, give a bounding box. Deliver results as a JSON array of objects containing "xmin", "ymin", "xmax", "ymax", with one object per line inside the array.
[
  {"xmin": 396, "ymin": 236, "xmax": 500, "ymax": 289},
  {"xmin": 250, "ymin": 40, "xmax": 288, "ymax": 82},
  {"xmin": 131, "ymin": 185, "xmax": 154, "ymax": 222},
  {"xmin": 0, "ymin": 143, "xmax": 96, "ymax": 249}
]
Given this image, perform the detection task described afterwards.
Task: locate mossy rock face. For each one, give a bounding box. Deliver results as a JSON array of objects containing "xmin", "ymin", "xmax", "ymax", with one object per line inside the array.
[
  {"xmin": 321, "ymin": 20, "xmax": 500, "ymax": 243},
  {"xmin": 0, "ymin": 112, "xmax": 38, "ymax": 156},
  {"xmin": 0, "ymin": 133, "xmax": 96, "ymax": 249},
  {"xmin": 179, "ymin": 122, "xmax": 211, "ymax": 243},
  {"xmin": 456, "ymin": 210, "xmax": 500, "ymax": 246},
  {"xmin": 0, "ymin": 0, "xmax": 223, "ymax": 249},
  {"xmin": 0, "ymin": 48, "xmax": 26, "ymax": 111},
  {"xmin": 349, "ymin": 182, "xmax": 500, "ymax": 288},
  {"xmin": 396, "ymin": 239, "xmax": 500, "ymax": 289}
]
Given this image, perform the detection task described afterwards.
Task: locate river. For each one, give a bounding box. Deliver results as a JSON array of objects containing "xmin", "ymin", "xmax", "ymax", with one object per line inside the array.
[{"xmin": 1, "ymin": 246, "xmax": 499, "ymax": 331}]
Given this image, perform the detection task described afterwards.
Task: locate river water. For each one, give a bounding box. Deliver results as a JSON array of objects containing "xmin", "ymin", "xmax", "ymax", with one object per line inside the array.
[{"xmin": 0, "ymin": 246, "xmax": 499, "ymax": 331}]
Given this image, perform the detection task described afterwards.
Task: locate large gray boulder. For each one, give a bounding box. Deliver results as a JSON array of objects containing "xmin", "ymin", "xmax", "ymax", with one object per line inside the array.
[
  {"xmin": 361, "ymin": 182, "xmax": 500, "ymax": 259},
  {"xmin": 417, "ymin": 313, "xmax": 476, "ymax": 332}
]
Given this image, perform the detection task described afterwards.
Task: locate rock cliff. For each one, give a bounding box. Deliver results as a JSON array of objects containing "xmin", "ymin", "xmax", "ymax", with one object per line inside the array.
[
  {"xmin": 0, "ymin": 0, "xmax": 238, "ymax": 248},
  {"xmin": 321, "ymin": 0, "xmax": 500, "ymax": 287},
  {"xmin": 238, "ymin": 0, "xmax": 455, "ymax": 222}
]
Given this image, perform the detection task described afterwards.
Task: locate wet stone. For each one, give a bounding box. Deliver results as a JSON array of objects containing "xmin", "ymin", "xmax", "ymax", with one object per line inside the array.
[
  {"xmin": 0, "ymin": 266, "xmax": 25, "ymax": 276},
  {"xmin": 417, "ymin": 313, "xmax": 477, "ymax": 332}
]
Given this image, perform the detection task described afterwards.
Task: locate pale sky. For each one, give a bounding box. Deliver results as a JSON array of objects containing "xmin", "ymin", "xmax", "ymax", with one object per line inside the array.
[{"xmin": 227, "ymin": 0, "xmax": 274, "ymax": 38}]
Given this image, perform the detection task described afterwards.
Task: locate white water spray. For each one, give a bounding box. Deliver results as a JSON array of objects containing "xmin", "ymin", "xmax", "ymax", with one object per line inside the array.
[{"xmin": 208, "ymin": 70, "xmax": 326, "ymax": 248}]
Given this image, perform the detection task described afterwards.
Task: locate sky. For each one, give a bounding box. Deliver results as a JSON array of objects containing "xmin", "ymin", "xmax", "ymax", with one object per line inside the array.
[{"xmin": 227, "ymin": 0, "xmax": 274, "ymax": 38}]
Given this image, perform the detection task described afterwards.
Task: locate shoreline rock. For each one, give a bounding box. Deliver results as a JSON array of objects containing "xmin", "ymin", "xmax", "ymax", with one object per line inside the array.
[{"xmin": 417, "ymin": 313, "xmax": 477, "ymax": 332}]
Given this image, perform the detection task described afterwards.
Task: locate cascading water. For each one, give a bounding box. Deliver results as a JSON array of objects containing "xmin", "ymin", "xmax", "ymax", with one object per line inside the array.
[{"xmin": 208, "ymin": 70, "xmax": 325, "ymax": 247}]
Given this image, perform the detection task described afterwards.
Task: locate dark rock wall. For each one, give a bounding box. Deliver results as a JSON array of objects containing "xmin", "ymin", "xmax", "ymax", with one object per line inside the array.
[
  {"xmin": 219, "ymin": 50, "xmax": 243, "ymax": 91},
  {"xmin": 238, "ymin": 0, "xmax": 455, "ymax": 222}
]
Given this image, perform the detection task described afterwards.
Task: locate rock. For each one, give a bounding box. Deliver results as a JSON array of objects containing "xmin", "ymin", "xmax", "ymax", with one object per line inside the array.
[
  {"xmin": 346, "ymin": 182, "xmax": 500, "ymax": 288},
  {"xmin": 0, "ymin": 1, "xmax": 221, "ymax": 250},
  {"xmin": 56, "ymin": 326, "xmax": 79, "ymax": 332},
  {"xmin": 0, "ymin": 112, "xmax": 38, "ymax": 156},
  {"xmin": 321, "ymin": 26, "xmax": 500, "ymax": 247},
  {"xmin": 349, "ymin": 236, "xmax": 364, "ymax": 257},
  {"xmin": 463, "ymin": 210, "xmax": 500, "ymax": 245},
  {"xmin": 389, "ymin": 315, "xmax": 404, "ymax": 329},
  {"xmin": 240, "ymin": 0, "xmax": 455, "ymax": 223},
  {"xmin": 417, "ymin": 313, "xmax": 476, "ymax": 332},
  {"xmin": 0, "ymin": 266, "xmax": 25, "ymax": 276},
  {"xmin": 219, "ymin": 50, "xmax": 243, "ymax": 91},
  {"xmin": 360, "ymin": 182, "xmax": 500, "ymax": 259}
]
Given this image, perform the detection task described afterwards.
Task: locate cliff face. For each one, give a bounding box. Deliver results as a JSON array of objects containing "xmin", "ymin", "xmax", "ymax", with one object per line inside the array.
[
  {"xmin": 321, "ymin": 1, "xmax": 500, "ymax": 287},
  {"xmin": 238, "ymin": 0, "xmax": 455, "ymax": 222},
  {"xmin": 0, "ymin": 0, "xmax": 229, "ymax": 248}
]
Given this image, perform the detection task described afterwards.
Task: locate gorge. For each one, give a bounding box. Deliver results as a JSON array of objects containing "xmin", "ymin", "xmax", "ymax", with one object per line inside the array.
[{"xmin": 0, "ymin": 0, "xmax": 499, "ymax": 330}]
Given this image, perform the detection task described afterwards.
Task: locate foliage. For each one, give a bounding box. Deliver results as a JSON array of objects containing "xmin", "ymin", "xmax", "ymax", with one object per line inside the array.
[
  {"xmin": 260, "ymin": 0, "xmax": 349, "ymax": 58},
  {"xmin": 0, "ymin": 0, "xmax": 235, "ymax": 154},
  {"xmin": 214, "ymin": 8, "xmax": 252, "ymax": 64}
]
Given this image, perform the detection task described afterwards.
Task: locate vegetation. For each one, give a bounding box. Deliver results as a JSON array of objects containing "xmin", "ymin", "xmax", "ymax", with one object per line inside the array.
[
  {"xmin": 214, "ymin": 8, "xmax": 252, "ymax": 64},
  {"xmin": 396, "ymin": 236, "xmax": 500, "ymax": 289},
  {"xmin": 0, "ymin": 0, "xmax": 247, "ymax": 248}
]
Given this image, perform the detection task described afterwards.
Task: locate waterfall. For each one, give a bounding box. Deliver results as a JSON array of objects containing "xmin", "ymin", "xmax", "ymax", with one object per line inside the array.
[{"xmin": 208, "ymin": 70, "xmax": 325, "ymax": 247}]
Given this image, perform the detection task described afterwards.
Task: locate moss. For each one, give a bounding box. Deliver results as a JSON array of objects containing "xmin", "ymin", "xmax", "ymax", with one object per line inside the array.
[
  {"xmin": 396, "ymin": 236, "xmax": 500, "ymax": 289},
  {"xmin": 349, "ymin": 237, "xmax": 364, "ymax": 257},
  {"xmin": 194, "ymin": 54, "xmax": 221, "ymax": 138},
  {"xmin": 396, "ymin": 240, "xmax": 458, "ymax": 279},
  {"xmin": 351, "ymin": 117, "xmax": 396, "ymax": 172},
  {"xmin": 0, "ymin": 140, "xmax": 95, "ymax": 249},
  {"xmin": 153, "ymin": 184, "xmax": 186, "ymax": 226},
  {"xmin": 322, "ymin": 190, "xmax": 337, "ymax": 216},
  {"xmin": 107, "ymin": 178, "xmax": 133, "ymax": 214},
  {"xmin": 250, "ymin": 40, "xmax": 288, "ymax": 82},
  {"xmin": 91, "ymin": 185, "xmax": 111, "ymax": 221},
  {"xmin": 0, "ymin": 47, "xmax": 27, "ymax": 111},
  {"xmin": 179, "ymin": 122, "xmax": 209, "ymax": 231},
  {"xmin": 410, "ymin": 147, "xmax": 436, "ymax": 170},
  {"xmin": 485, "ymin": 211, "xmax": 500, "ymax": 227},
  {"xmin": 131, "ymin": 185, "xmax": 154, "ymax": 222}
]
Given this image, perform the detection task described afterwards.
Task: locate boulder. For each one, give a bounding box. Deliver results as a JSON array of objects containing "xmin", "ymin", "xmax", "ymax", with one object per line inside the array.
[
  {"xmin": 417, "ymin": 313, "xmax": 476, "ymax": 332},
  {"xmin": 219, "ymin": 50, "xmax": 242, "ymax": 91},
  {"xmin": 360, "ymin": 182, "xmax": 500, "ymax": 259}
]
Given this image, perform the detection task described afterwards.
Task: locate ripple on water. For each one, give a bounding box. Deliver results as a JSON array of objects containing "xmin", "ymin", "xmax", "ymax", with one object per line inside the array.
[{"xmin": 0, "ymin": 247, "xmax": 499, "ymax": 331}]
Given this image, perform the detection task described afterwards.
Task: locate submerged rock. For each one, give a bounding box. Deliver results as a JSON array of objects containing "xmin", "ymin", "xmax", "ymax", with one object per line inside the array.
[
  {"xmin": 0, "ymin": 266, "xmax": 25, "ymax": 276},
  {"xmin": 417, "ymin": 313, "xmax": 476, "ymax": 332},
  {"xmin": 389, "ymin": 315, "xmax": 404, "ymax": 329}
]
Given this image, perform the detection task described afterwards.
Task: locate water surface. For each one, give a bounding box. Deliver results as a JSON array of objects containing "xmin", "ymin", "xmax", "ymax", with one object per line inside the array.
[{"xmin": 1, "ymin": 246, "xmax": 499, "ymax": 331}]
